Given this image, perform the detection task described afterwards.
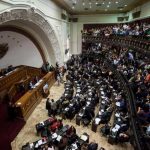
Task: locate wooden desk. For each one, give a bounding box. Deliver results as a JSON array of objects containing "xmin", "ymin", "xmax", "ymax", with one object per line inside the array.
[
  {"xmin": 0, "ymin": 67, "xmax": 27, "ymax": 92},
  {"xmin": 76, "ymin": 115, "xmax": 82, "ymax": 126},
  {"xmin": 91, "ymin": 121, "xmax": 98, "ymax": 132},
  {"xmin": 0, "ymin": 65, "xmax": 42, "ymax": 92},
  {"xmin": 15, "ymin": 72, "xmax": 55, "ymax": 121}
]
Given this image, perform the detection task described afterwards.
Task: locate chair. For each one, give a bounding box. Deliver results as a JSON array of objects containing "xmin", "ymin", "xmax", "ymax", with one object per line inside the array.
[
  {"xmin": 100, "ymin": 124, "xmax": 111, "ymax": 136},
  {"xmin": 82, "ymin": 118, "xmax": 91, "ymax": 126}
]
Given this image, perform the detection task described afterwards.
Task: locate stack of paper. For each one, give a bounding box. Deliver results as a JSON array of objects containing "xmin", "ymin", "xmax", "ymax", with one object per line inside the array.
[
  {"xmin": 52, "ymin": 133, "xmax": 57, "ymax": 139},
  {"xmin": 95, "ymin": 118, "xmax": 101, "ymax": 124},
  {"xmin": 81, "ymin": 135, "xmax": 88, "ymax": 141}
]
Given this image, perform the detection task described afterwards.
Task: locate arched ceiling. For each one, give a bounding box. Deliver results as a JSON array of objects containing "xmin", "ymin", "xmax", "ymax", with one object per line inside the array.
[{"xmin": 52, "ymin": 0, "xmax": 150, "ymax": 15}]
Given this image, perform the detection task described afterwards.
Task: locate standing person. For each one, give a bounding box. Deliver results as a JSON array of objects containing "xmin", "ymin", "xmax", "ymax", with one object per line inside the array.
[
  {"xmin": 64, "ymin": 63, "xmax": 67, "ymax": 73},
  {"xmin": 57, "ymin": 73, "xmax": 61, "ymax": 86},
  {"xmin": 46, "ymin": 61, "xmax": 50, "ymax": 72},
  {"xmin": 46, "ymin": 98, "xmax": 51, "ymax": 116},
  {"xmin": 8, "ymin": 102, "xmax": 16, "ymax": 121},
  {"xmin": 59, "ymin": 70, "xmax": 64, "ymax": 83},
  {"xmin": 56, "ymin": 62, "xmax": 59, "ymax": 69},
  {"xmin": 51, "ymin": 99, "xmax": 57, "ymax": 116}
]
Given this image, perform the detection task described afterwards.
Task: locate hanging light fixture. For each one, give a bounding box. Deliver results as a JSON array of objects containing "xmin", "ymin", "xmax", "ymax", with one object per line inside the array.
[
  {"xmin": 82, "ymin": 0, "xmax": 85, "ymax": 6},
  {"xmin": 71, "ymin": 0, "xmax": 77, "ymax": 9},
  {"xmin": 95, "ymin": 0, "xmax": 98, "ymax": 5}
]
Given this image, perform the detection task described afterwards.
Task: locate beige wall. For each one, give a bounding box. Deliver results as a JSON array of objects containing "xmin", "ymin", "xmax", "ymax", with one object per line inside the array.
[
  {"xmin": 0, "ymin": 0, "xmax": 71, "ymax": 67},
  {"xmin": 0, "ymin": 0, "xmax": 149, "ymax": 61},
  {"xmin": 70, "ymin": 1, "xmax": 150, "ymax": 54},
  {"xmin": 127, "ymin": 1, "xmax": 150, "ymax": 21},
  {"xmin": 0, "ymin": 31, "xmax": 43, "ymax": 68}
]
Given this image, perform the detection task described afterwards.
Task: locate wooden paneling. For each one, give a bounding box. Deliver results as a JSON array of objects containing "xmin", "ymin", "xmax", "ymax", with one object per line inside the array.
[
  {"xmin": 0, "ymin": 67, "xmax": 27, "ymax": 92},
  {"xmin": 15, "ymin": 72, "xmax": 55, "ymax": 121},
  {"xmin": 0, "ymin": 66, "xmax": 42, "ymax": 93}
]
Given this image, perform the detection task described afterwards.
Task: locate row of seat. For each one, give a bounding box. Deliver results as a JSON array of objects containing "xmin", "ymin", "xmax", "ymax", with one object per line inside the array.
[
  {"xmin": 101, "ymin": 48, "xmax": 150, "ymax": 150},
  {"xmin": 82, "ymin": 35, "xmax": 150, "ymax": 51},
  {"xmin": 81, "ymin": 49, "xmax": 145, "ymax": 149},
  {"xmin": 22, "ymin": 116, "xmax": 99, "ymax": 150}
]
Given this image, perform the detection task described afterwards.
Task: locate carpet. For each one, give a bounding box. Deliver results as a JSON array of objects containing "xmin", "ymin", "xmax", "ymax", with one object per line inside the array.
[{"xmin": 0, "ymin": 103, "xmax": 25, "ymax": 150}]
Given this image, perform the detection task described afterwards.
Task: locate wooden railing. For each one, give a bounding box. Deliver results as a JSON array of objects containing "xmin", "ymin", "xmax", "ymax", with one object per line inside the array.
[
  {"xmin": 7, "ymin": 76, "xmax": 31, "ymax": 103},
  {"xmin": 82, "ymin": 34, "xmax": 150, "ymax": 53},
  {"xmin": 8, "ymin": 84, "xmax": 18, "ymax": 102},
  {"xmin": 15, "ymin": 72, "xmax": 55, "ymax": 121},
  {"xmin": 0, "ymin": 67, "xmax": 27, "ymax": 92},
  {"xmin": 19, "ymin": 65, "xmax": 42, "ymax": 79},
  {"xmin": 0, "ymin": 66, "xmax": 42, "ymax": 92}
]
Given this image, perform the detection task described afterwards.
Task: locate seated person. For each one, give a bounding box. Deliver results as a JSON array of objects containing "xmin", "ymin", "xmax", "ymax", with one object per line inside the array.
[
  {"xmin": 28, "ymin": 81, "xmax": 34, "ymax": 90},
  {"xmin": 57, "ymin": 135, "xmax": 68, "ymax": 150},
  {"xmin": 118, "ymin": 132, "xmax": 130, "ymax": 142},
  {"xmin": 137, "ymin": 104, "xmax": 150, "ymax": 124},
  {"xmin": 67, "ymin": 125, "xmax": 76, "ymax": 136},
  {"xmin": 7, "ymin": 65, "xmax": 14, "ymax": 72},
  {"xmin": 82, "ymin": 108, "xmax": 95, "ymax": 125},
  {"xmin": 88, "ymin": 142, "xmax": 98, "ymax": 150},
  {"xmin": 49, "ymin": 65, "xmax": 55, "ymax": 71},
  {"xmin": 50, "ymin": 119, "xmax": 63, "ymax": 132},
  {"xmin": 81, "ymin": 143, "xmax": 88, "ymax": 150},
  {"xmin": 44, "ymin": 144, "xmax": 55, "ymax": 150},
  {"xmin": 0, "ymin": 69, "xmax": 4, "ymax": 76},
  {"xmin": 43, "ymin": 83, "xmax": 49, "ymax": 95}
]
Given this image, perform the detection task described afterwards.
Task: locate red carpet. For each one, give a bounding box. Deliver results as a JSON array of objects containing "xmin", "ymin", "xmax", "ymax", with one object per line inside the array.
[{"xmin": 0, "ymin": 103, "xmax": 25, "ymax": 150}]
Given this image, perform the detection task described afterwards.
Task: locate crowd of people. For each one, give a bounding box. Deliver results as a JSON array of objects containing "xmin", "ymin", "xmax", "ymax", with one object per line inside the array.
[
  {"xmin": 102, "ymin": 43, "xmax": 150, "ymax": 128},
  {"xmin": 82, "ymin": 22, "xmax": 150, "ymax": 38},
  {"xmin": 0, "ymin": 65, "xmax": 15, "ymax": 77},
  {"xmin": 83, "ymin": 41, "xmax": 150, "ymax": 146},
  {"xmin": 22, "ymin": 20, "xmax": 150, "ymax": 149},
  {"xmin": 107, "ymin": 45, "xmax": 150, "ymax": 140},
  {"xmin": 41, "ymin": 62, "xmax": 55, "ymax": 73},
  {"xmin": 23, "ymin": 116, "xmax": 101, "ymax": 150},
  {"xmin": 42, "ymin": 61, "xmax": 66, "ymax": 86},
  {"xmin": 45, "ymin": 51, "xmax": 133, "ymax": 148}
]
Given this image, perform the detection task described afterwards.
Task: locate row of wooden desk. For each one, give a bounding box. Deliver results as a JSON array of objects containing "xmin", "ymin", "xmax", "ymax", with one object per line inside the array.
[
  {"xmin": 15, "ymin": 72, "xmax": 55, "ymax": 121},
  {"xmin": 75, "ymin": 113, "xmax": 98, "ymax": 133}
]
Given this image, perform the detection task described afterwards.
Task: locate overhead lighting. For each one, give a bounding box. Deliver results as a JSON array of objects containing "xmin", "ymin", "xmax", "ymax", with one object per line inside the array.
[
  {"xmin": 115, "ymin": 1, "xmax": 118, "ymax": 4},
  {"xmin": 107, "ymin": 5, "xmax": 110, "ymax": 8},
  {"xmin": 96, "ymin": 2, "xmax": 98, "ymax": 5},
  {"xmin": 102, "ymin": 2, "xmax": 105, "ymax": 5},
  {"xmin": 125, "ymin": 4, "xmax": 127, "ymax": 7},
  {"xmin": 82, "ymin": 0, "xmax": 85, "ymax": 5},
  {"xmin": 72, "ymin": 2, "xmax": 75, "ymax": 9},
  {"xmin": 109, "ymin": 2, "xmax": 111, "ymax": 4}
]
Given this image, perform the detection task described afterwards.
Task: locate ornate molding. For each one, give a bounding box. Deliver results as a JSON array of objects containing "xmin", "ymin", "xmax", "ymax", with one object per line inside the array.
[{"xmin": 0, "ymin": 8, "xmax": 63, "ymax": 66}]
